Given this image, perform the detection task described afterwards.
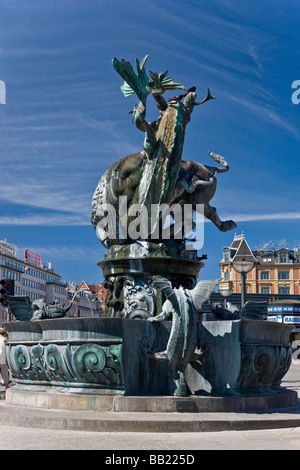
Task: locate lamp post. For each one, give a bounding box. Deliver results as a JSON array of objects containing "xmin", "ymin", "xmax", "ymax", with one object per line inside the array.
[
  {"xmin": 232, "ymin": 259, "xmax": 255, "ymax": 307},
  {"xmin": 231, "ymin": 234, "xmax": 257, "ymax": 307},
  {"xmin": 219, "ymin": 281, "xmax": 234, "ymax": 308}
]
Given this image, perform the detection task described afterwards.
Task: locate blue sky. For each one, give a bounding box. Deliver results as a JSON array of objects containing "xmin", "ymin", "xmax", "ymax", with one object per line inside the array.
[{"xmin": 0, "ymin": 0, "xmax": 299, "ymax": 284}]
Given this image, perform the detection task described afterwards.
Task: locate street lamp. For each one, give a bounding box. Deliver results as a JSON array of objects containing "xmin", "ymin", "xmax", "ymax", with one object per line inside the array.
[
  {"xmin": 232, "ymin": 260, "xmax": 255, "ymax": 307},
  {"xmin": 231, "ymin": 234, "xmax": 257, "ymax": 307},
  {"xmin": 219, "ymin": 281, "xmax": 234, "ymax": 308}
]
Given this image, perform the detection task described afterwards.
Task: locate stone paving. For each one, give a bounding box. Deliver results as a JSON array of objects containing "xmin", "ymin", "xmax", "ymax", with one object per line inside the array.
[{"xmin": 0, "ymin": 426, "xmax": 300, "ymax": 450}]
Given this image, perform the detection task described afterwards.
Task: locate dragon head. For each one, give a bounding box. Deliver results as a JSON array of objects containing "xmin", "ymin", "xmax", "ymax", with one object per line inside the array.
[{"xmin": 113, "ymin": 55, "xmax": 185, "ymax": 101}]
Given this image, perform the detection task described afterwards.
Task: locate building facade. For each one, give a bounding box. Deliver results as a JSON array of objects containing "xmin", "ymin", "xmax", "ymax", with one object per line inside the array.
[
  {"xmin": 0, "ymin": 239, "xmax": 102, "ymax": 322},
  {"xmin": 0, "ymin": 240, "xmax": 67, "ymax": 322},
  {"xmin": 74, "ymin": 281, "xmax": 106, "ymax": 317},
  {"xmin": 88, "ymin": 283, "xmax": 107, "ymax": 314},
  {"xmin": 220, "ymin": 233, "xmax": 300, "ymax": 296}
]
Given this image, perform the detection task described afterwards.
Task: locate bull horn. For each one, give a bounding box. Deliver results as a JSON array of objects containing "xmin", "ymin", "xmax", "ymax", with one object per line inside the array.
[
  {"xmin": 186, "ymin": 178, "xmax": 215, "ymax": 193},
  {"xmin": 177, "ymin": 178, "xmax": 215, "ymax": 194},
  {"xmin": 194, "ymin": 87, "xmax": 216, "ymax": 106}
]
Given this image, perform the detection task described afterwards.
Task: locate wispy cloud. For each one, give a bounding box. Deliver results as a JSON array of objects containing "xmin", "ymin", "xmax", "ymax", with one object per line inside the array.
[
  {"xmin": 0, "ymin": 0, "xmax": 298, "ymax": 284},
  {"xmin": 0, "ymin": 179, "xmax": 90, "ymax": 214},
  {"xmin": 226, "ymin": 94, "xmax": 299, "ymax": 138},
  {"xmin": 226, "ymin": 212, "xmax": 300, "ymax": 223},
  {"xmin": 0, "ymin": 213, "xmax": 90, "ymax": 226},
  {"xmin": 1, "ymin": 208, "xmax": 300, "ymax": 228}
]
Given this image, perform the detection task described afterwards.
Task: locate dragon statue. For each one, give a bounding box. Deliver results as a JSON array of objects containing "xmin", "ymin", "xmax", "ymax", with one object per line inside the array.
[
  {"xmin": 148, "ymin": 277, "xmax": 219, "ymax": 396},
  {"xmin": 6, "ymin": 296, "xmax": 74, "ymax": 321},
  {"xmin": 91, "ymin": 55, "xmax": 236, "ymax": 248}
]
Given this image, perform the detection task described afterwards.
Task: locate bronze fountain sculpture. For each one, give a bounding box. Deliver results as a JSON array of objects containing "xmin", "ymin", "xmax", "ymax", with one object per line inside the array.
[
  {"xmin": 3, "ymin": 56, "xmax": 296, "ymax": 408},
  {"xmin": 90, "ymin": 56, "xmax": 238, "ymax": 395}
]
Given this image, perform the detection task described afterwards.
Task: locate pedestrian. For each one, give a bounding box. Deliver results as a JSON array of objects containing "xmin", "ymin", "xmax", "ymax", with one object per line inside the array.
[{"xmin": 0, "ymin": 327, "xmax": 9, "ymax": 390}]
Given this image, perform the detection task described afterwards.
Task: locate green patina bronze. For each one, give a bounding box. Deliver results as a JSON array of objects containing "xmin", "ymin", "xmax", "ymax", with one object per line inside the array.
[
  {"xmin": 3, "ymin": 56, "xmax": 295, "ymax": 403},
  {"xmin": 91, "ymin": 55, "xmax": 236, "ymax": 249},
  {"xmin": 90, "ymin": 56, "xmax": 237, "ymax": 395}
]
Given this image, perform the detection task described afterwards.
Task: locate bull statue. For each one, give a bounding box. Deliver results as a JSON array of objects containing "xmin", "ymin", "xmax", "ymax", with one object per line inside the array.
[{"xmin": 91, "ymin": 55, "xmax": 236, "ymax": 248}]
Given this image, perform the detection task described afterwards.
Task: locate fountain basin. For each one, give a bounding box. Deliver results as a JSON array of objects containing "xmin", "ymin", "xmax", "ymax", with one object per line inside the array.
[{"xmin": 4, "ymin": 317, "xmax": 298, "ymax": 411}]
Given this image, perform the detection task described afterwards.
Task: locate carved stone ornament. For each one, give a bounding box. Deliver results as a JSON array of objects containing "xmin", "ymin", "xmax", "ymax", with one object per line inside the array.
[
  {"xmin": 7, "ymin": 342, "xmax": 123, "ymax": 390},
  {"xmin": 122, "ymin": 275, "xmax": 155, "ymax": 319}
]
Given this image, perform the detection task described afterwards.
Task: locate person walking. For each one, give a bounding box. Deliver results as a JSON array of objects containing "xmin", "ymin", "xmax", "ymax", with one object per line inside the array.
[{"xmin": 0, "ymin": 328, "xmax": 9, "ymax": 390}]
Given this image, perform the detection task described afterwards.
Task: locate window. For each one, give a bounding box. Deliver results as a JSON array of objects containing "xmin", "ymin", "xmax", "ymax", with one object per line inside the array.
[
  {"xmin": 279, "ymin": 253, "xmax": 289, "ymax": 263},
  {"xmin": 279, "ymin": 271, "xmax": 289, "ymax": 280},
  {"xmin": 261, "ymin": 287, "xmax": 270, "ymax": 294},
  {"xmin": 224, "ymin": 272, "xmax": 230, "ymax": 281},
  {"xmin": 279, "ymin": 286, "xmax": 290, "ymax": 295},
  {"xmin": 260, "ymin": 271, "xmax": 269, "ymax": 280}
]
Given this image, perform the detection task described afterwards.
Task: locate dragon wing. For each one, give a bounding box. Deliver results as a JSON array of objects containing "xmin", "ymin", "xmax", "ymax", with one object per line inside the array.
[
  {"xmin": 112, "ymin": 55, "xmax": 150, "ymax": 104},
  {"xmin": 189, "ymin": 279, "xmax": 220, "ymax": 312},
  {"xmin": 7, "ymin": 295, "xmax": 32, "ymax": 321},
  {"xmin": 112, "ymin": 55, "xmax": 185, "ymax": 102},
  {"xmin": 239, "ymin": 301, "xmax": 267, "ymax": 320}
]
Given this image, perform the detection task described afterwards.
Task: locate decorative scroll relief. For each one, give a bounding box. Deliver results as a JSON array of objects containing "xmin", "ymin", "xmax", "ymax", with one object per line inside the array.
[
  {"xmin": 237, "ymin": 344, "xmax": 292, "ymax": 391},
  {"xmin": 7, "ymin": 342, "xmax": 123, "ymax": 388}
]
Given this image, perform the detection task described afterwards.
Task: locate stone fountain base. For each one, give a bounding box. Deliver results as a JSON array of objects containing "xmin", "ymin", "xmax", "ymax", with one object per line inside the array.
[
  {"xmin": 6, "ymin": 387, "xmax": 297, "ymax": 413},
  {"xmin": 4, "ymin": 317, "xmax": 298, "ymax": 412}
]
